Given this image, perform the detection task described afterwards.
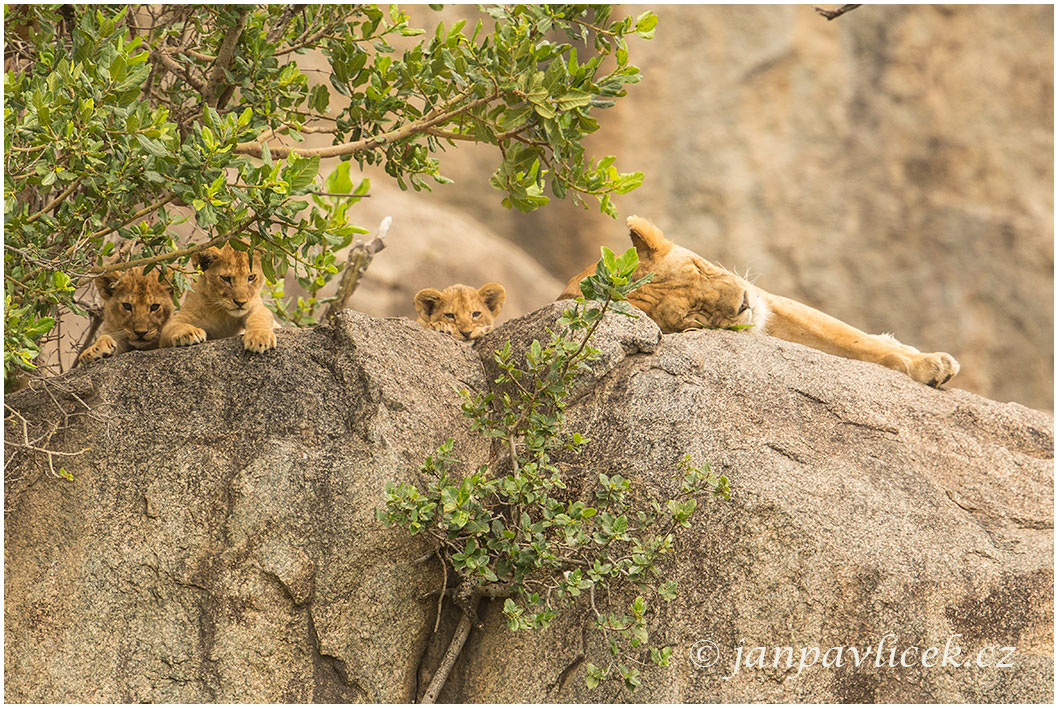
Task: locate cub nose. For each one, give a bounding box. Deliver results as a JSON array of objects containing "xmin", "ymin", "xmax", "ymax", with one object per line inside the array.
[
  {"xmin": 134, "ymin": 328, "xmax": 148, "ymax": 338},
  {"xmin": 233, "ymin": 299, "xmax": 246, "ymax": 308},
  {"xmin": 460, "ymin": 330, "xmax": 472, "ymax": 339}
]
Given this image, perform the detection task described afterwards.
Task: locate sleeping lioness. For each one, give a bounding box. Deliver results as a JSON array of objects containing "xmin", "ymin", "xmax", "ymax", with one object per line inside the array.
[{"xmin": 559, "ymin": 216, "xmax": 959, "ymax": 387}]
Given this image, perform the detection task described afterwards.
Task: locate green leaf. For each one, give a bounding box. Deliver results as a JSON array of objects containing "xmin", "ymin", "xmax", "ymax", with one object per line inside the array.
[
  {"xmin": 135, "ymin": 133, "xmax": 168, "ymax": 157},
  {"xmin": 324, "ymin": 161, "xmax": 353, "ymax": 194},
  {"xmin": 284, "ymin": 154, "xmax": 321, "ymax": 192}
]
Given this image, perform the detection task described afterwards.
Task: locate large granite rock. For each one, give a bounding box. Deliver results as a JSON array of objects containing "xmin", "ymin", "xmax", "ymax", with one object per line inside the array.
[
  {"xmin": 4, "ymin": 306, "xmax": 1052, "ymax": 702},
  {"xmin": 398, "ymin": 5, "xmax": 1055, "ymax": 409}
]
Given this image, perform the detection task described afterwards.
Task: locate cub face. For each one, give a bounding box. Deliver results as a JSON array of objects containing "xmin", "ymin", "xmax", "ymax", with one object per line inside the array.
[
  {"xmin": 193, "ymin": 243, "xmax": 265, "ymax": 317},
  {"xmin": 95, "ymin": 267, "xmax": 174, "ymax": 350},
  {"xmin": 414, "ymin": 283, "xmax": 507, "ymax": 341}
]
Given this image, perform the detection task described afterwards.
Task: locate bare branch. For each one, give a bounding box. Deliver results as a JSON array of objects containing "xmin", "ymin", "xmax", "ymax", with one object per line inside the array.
[
  {"xmin": 813, "ymin": 4, "xmax": 862, "ymax": 21},
  {"xmin": 420, "ymin": 609, "xmax": 474, "ymax": 704},
  {"xmin": 323, "ymin": 216, "xmax": 392, "ymax": 320}
]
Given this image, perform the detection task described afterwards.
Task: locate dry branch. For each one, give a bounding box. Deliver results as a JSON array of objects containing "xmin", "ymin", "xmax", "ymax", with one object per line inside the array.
[
  {"xmin": 814, "ymin": 4, "xmax": 862, "ymax": 21},
  {"xmin": 323, "ymin": 216, "xmax": 392, "ymax": 320}
]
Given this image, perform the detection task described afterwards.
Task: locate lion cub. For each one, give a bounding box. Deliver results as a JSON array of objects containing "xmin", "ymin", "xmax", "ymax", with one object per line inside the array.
[
  {"xmin": 80, "ymin": 267, "xmax": 174, "ymax": 363},
  {"xmin": 414, "ymin": 283, "xmax": 506, "ymax": 341},
  {"xmin": 160, "ymin": 243, "xmax": 277, "ymax": 353}
]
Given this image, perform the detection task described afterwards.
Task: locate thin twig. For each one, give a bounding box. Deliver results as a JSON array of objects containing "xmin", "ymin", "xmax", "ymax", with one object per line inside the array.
[
  {"xmin": 434, "ymin": 550, "xmax": 447, "ymax": 633},
  {"xmin": 4, "ymin": 404, "xmax": 90, "ymax": 478},
  {"xmin": 92, "ymin": 216, "xmax": 257, "ymax": 276}
]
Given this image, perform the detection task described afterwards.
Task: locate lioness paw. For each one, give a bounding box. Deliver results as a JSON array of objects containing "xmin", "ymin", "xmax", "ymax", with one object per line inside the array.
[
  {"xmin": 168, "ymin": 324, "xmax": 207, "ymax": 347},
  {"xmin": 909, "ymin": 352, "xmax": 960, "ymax": 388},
  {"xmin": 80, "ymin": 335, "xmax": 117, "ymax": 363},
  {"xmin": 243, "ymin": 328, "xmax": 276, "ymax": 353}
]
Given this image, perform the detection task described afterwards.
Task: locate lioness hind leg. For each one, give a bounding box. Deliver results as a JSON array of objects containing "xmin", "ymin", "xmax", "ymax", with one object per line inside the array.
[{"xmin": 80, "ymin": 335, "xmax": 118, "ymax": 363}]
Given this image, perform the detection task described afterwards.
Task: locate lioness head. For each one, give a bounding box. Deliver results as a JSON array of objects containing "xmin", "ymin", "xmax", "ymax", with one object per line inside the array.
[
  {"xmin": 561, "ymin": 216, "xmax": 767, "ymax": 333},
  {"xmin": 95, "ymin": 267, "xmax": 174, "ymax": 349},
  {"xmin": 414, "ymin": 283, "xmax": 507, "ymax": 341},
  {"xmin": 193, "ymin": 243, "xmax": 265, "ymax": 318}
]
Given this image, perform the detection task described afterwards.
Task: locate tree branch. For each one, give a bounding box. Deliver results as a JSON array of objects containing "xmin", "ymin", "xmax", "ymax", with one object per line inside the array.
[
  {"xmin": 86, "ymin": 191, "xmax": 177, "ymax": 241},
  {"xmin": 323, "ymin": 216, "xmax": 392, "ymax": 320},
  {"xmin": 813, "ymin": 4, "xmax": 862, "ymax": 21},
  {"xmin": 152, "ymin": 46, "xmax": 206, "ymax": 92},
  {"xmin": 203, "ymin": 7, "xmax": 251, "ymax": 107},
  {"xmin": 25, "ymin": 177, "xmax": 84, "ymax": 224},
  {"xmin": 233, "ymin": 92, "xmax": 496, "ymax": 159},
  {"xmin": 420, "ymin": 607, "xmax": 474, "ymax": 704},
  {"xmin": 92, "ymin": 216, "xmax": 256, "ymax": 276}
]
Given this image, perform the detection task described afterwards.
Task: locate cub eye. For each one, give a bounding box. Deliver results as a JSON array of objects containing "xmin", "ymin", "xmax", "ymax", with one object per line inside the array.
[
  {"xmin": 247, "ymin": 274, "xmax": 256, "ymax": 282},
  {"xmin": 149, "ymin": 303, "xmax": 160, "ymax": 312},
  {"xmin": 122, "ymin": 302, "xmax": 132, "ymax": 311},
  {"xmin": 221, "ymin": 276, "xmax": 232, "ymax": 284},
  {"xmin": 444, "ymin": 313, "xmax": 455, "ymax": 319},
  {"xmin": 472, "ymin": 311, "xmax": 481, "ymax": 318}
]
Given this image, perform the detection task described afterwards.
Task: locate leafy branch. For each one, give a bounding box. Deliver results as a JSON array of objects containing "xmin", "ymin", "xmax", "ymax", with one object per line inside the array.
[
  {"xmin": 5, "ymin": 4, "xmax": 655, "ymax": 386},
  {"xmin": 378, "ymin": 249, "xmax": 730, "ymax": 698}
]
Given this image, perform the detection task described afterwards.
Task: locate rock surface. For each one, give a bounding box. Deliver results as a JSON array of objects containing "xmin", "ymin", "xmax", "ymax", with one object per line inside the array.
[{"xmin": 4, "ymin": 306, "xmax": 1053, "ymax": 702}]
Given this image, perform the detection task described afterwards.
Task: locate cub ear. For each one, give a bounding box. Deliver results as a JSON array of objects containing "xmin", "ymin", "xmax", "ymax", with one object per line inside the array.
[
  {"xmin": 478, "ymin": 283, "xmax": 506, "ymax": 316},
  {"xmin": 626, "ymin": 215, "xmax": 673, "ymax": 261},
  {"xmin": 193, "ymin": 246, "xmax": 221, "ymax": 272},
  {"xmin": 414, "ymin": 288, "xmax": 444, "ymax": 318},
  {"xmin": 94, "ymin": 273, "xmax": 121, "ymax": 299}
]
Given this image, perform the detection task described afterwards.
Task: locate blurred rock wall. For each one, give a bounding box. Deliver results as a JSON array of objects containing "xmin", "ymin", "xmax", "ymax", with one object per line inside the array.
[{"xmin": 380, "ymin": 5, "xmax": 1052, "ymax": 408}]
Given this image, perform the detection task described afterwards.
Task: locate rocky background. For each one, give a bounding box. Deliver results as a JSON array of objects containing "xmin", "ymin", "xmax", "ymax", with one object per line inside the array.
[
  {"xmin": 335, "ymin": 4, "xmax": 1054, "ymax": 409},
  {"xmin": 4, "ymin": 307, "xmax": 1053, "ymax": 702}
]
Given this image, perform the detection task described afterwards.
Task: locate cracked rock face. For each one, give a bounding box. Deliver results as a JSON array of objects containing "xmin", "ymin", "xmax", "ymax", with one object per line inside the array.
[{"xmin": 4, "ymin": 307, "xmax": 1053, "ymax": 702}]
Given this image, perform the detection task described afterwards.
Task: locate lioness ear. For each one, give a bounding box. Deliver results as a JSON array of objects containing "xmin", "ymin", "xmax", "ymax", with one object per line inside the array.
[
  {"xmin": 414, "ymin": 288, "xmax": 444, "ymax": 317},
  {"xmin": 94, "ymin": 273, "xmax": 120, "ymax": 299},
  {"xmin": 478, "ymin": 283, "xmax": 506, "ymax": 316},
  {"xmin": 626, "ymin": 215, "xmax": 673, "ymax": 261},
  {"xmin": 193, "ymin": 246, "xmax": 221, "ymax": 272}
]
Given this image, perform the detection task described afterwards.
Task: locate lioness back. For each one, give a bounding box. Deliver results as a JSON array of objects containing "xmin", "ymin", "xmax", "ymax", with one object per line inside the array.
[
  {"xmin": 79, "ymin": 267, "xmax": 173, "ymax": 364},
  {"xmin": 414, "ymin": 283, "xmax": 506, "ymax": 341}
]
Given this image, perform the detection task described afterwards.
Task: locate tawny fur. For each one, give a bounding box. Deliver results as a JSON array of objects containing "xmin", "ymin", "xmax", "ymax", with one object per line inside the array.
[
  {"xmin": 559, "ymin": 216, "xmax": 960, "ymax": 387},
  {"xmin": 160, "ymin": 243, "xmax": 276, "ymax": 353},
  {"xmin": 80, "ymin": 267, "xmax": 174, "ymax": 364},
  {"xmin": 414, "ymin": 283, "xmax": 506, "ymax": 341}
]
